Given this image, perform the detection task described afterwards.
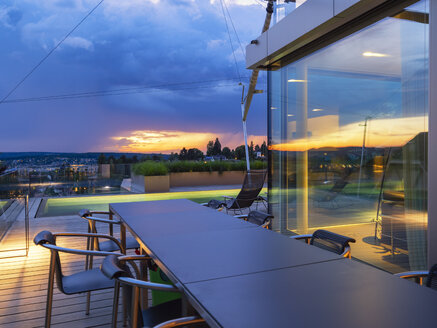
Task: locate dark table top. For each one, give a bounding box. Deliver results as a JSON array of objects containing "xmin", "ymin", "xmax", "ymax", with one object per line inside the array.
[
  {"xmin": 145, "ymin": 228, "xmax": 342, "ymax": 283},
  {"xmin": 110, "ymin": 199, "xmax": 210, "ymax": 217},
  {"xmin": 110, "ymin": 199, "xmax": 437, "ymax": 328},
  {"xmin": 186, "ymin": 259, "xmax": 437, "ymax": 328}
]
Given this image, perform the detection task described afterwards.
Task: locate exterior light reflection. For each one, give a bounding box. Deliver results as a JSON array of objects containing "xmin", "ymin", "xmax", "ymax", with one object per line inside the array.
[
  {"xmin": 287, "ymin": 79, "xmax": 307, "ymax": 83},
  {"xmin": 362, "ymin": 51, "xmax": 390, "ymax": 57}
]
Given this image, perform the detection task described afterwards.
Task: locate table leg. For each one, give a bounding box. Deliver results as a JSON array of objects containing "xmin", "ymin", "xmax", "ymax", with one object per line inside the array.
[
  {"xmin": 140, "ymin": 248, "xmax": 149, "ymax": 309},
  {"xmin": 120, "ymin": 222, "xmax": 127, "ymax": 254}
]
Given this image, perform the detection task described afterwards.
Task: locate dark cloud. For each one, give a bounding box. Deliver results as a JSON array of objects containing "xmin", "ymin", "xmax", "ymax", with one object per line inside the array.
[{"xmin": 0, "ymin": 1, "xmax": 267, "ymax": 152}]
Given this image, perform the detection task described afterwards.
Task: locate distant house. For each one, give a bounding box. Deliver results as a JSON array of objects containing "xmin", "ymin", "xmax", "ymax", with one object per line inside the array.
[{"xmin": 204, "ymin": 155, "xmax": 227, "ymax": 162}]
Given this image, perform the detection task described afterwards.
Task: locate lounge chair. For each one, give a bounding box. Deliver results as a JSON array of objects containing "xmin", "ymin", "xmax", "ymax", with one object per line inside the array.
[
  {"xmin": 290, "ymin": 229, "xmax": 356, "ymax": 258},
  {"xmin": 311, "ymin": 179, "xmax": 349, "ymax": 209},
  {"xmin": 204, "ymin": 169, "xmax": 267, "ymax": 214}
]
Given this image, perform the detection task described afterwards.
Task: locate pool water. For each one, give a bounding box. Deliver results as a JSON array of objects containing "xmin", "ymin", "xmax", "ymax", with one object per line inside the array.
[{"xmin": 37, "ymin": 188, "xmax": 264, "ymax": 217}]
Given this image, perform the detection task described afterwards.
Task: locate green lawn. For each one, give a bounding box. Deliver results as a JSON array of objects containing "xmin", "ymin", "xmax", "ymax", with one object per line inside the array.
[{"xmin": 39, "ymin": 188, "xmax": 266, "ymax": 217}]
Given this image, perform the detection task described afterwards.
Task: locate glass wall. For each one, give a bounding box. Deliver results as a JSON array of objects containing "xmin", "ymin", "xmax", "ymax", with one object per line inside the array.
[{"xmin": 268, "ymin": 0, "xmax": 429, "ymax": 273}]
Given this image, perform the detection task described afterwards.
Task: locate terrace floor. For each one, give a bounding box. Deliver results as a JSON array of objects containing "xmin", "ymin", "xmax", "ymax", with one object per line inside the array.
[
  {"xmin": 0, "ymin": 199, "xmax": 124, "ymax": 328},
  {"xmin": 0, "ymin": 194, "xmax": 261, "ymax": 328},
  {"xmin": 0, "ymin": 191, "xmax": 415, "ymax": 327}
]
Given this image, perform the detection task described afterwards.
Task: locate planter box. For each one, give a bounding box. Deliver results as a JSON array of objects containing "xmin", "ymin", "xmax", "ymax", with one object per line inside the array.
[
  {"xmin": 169, "ymin": 171, "xmax": 245, "ymax": 187},
  {"xmin": 131, "ymin": 174, "xmax": 170, "ymax": 193},
  {"xmin": 131, "ymin": 171, "xmax": 245, "ymax": 193}
]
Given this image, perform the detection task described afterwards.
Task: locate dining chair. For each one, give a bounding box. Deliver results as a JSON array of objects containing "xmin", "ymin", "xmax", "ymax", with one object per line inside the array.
[
  {"xmin": 34, "ymin": 230, "xmax": 123, "ymax": 328},
  {"xmin": 395, "ymin": 263, "xmax": 437, "ymax": 289},
  {"xmin": 101, "ymin": 254, "xmax": 208, "ymax": 328},
  {"xmin": 234, "ymin": 210, "xmax": 273, "ymax": 229},
  {"xmin": 79, "ymin": 209, "xmax": 140, "ymax": 253},
  {"xmin": 290, "ymin": 229, "xmax": 356, "ymax": 258}
]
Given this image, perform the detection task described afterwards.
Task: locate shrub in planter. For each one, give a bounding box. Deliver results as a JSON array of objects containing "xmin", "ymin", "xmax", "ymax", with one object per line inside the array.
[{"xmin": 133, "ymin": 161, "xmax": 168, "ymax": 176}]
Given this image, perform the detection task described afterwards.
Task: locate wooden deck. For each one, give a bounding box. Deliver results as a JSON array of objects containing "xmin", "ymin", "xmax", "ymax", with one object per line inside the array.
[{"xmin": 0, "ymin": 199, "xmax": 123, "ymax": 328}]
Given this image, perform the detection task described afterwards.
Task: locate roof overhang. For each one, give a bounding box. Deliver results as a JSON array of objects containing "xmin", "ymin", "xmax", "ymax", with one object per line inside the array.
[{"xmin": 245, "ymin": 0, "xmax": 417, "ymax": 70}]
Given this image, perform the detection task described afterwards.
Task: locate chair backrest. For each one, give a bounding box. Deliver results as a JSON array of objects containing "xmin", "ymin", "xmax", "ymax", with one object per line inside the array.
[
  {"xmin": 310, "ymin": 230, "xmax": 356, "ymax": 256},
  {"xmin": 426, "ymin": 263, "xmax": 437, "ymax": 290},
  {"xmin": 34, "ymin": 230, "xmax": 65, "ymax": 292},
  {"xmin": 230, "ymin": 170, "xmax": 266, "ymax": 209},
  {"xmin": 246, "ymin": 211, "xmax": 273, "ymax": 229}
]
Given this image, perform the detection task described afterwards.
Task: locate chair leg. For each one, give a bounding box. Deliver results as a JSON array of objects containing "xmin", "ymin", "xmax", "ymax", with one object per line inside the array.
[
  {"xmin": 86, "ymin": 291, "xmax": 91, "ymax": 315},
  {"xmin": 45, "ymin": 252, "xmax": 56, "ymax": 328},
  {"xmin": 85, "ymin": 224, "xmax": 91, "ymax": 271},
  {"xmin": 131, "ymin": 286, "xmax": 140, "ymax": 328},
  {"xmin": 112, "ymin": 281, "xmax": 120, "ymax": 328}
]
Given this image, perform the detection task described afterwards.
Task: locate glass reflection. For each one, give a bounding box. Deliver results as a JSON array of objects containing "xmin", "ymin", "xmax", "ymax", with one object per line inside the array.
[{"xmin": 268, "ymin": 0, "xmax": 428, "ymax": 272}]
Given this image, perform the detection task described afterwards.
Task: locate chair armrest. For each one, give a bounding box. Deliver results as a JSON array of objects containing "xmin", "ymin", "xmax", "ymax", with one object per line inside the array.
[
  {"xmin": 260, "ymin": 221, "xmax": 271, "ymax": 229},
  {"xmin": 395, "ymin": 271, "xmax": 429, "ymax": 278},
  {"xmin": 82, "ymin": 216, "xmax": 121, "ymax": 225},
  {"xmin": 340, "ymin": 245, "xmax": 352, "ymax": 259},
  {"xmin": 41, "ymin": 243, "xmax": 123, "ymax": 257},
  {"xmin": 119, "ymin": 255, "xmax": 151, "ymax": 261},
  {"xmin": 89, "ymin": 211, "xmax": 111, "ymax": 215},
  {"xmin": 223, "ymin": 195, "xmax": 234, "ymax": 200},
  {"xmin": 234, "ymin": 214, "xmax": 248, "ymax": 220},
  {"xmin": 200, "ymin": 202, "xmax": 208, "ymax": 206},
  {"xmin": 118, "ymin": 277, "xmax": 179, "ymax": 292},
  {"xmin": 154, "ymin": 316, "xmax": 205, "ymax": 328},
  {"xmin": 290, "ymin": 234, "xmax": 313, "ymax": 244},
  {"xmin": 395, "ymin": 271, "xmax": 429, "ymax": 285},
  {"xmin": 54, "ymin": 232, "xmax": 123, "ymax": 252}
]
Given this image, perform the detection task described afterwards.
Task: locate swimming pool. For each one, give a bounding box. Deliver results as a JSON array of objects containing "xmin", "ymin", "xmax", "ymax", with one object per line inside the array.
[{"xmin": 37, "ymin": 188, "xmax": 264, "ymax": 217}]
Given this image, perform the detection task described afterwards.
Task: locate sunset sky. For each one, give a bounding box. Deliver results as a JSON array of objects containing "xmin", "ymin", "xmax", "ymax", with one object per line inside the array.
[{"xmin": 0, "ymin": 0, "xmax": 268, "ymax": 153}]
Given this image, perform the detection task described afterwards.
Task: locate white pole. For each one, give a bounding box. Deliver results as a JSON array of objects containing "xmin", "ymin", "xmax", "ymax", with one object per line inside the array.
[{"xmin": 241, "ymin": 103, "xmax": 251, "ymax": 172}]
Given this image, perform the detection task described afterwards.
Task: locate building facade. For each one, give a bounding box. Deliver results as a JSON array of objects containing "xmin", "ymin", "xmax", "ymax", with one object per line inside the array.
[{"xmin": 246, "ymin": 0, "xmax": 433, "ymax": 273}]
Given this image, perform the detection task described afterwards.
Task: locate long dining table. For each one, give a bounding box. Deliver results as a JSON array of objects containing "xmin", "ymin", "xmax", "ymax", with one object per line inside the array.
[{"xmin": 110, "ymin": 199, "xmax": 437, "ymax": 328}]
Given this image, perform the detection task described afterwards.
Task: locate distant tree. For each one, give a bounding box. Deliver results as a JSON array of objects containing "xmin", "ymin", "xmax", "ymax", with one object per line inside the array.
[
  {"xmin": 235, "ymin": 145, "xmax": 246, "ymax": 160},
  {"xmin": 254, "ymin": 144, "xmax": 261, "ymax": 153},
  {"xmin": 222, "ymin": 147, "xmax": 231, "ymax": 159},
  {"xmin": 119, "ymin": 155, "xmax": 127, "ymax": 164},
  {"xmin": 179, "ymin": 148, "xmax": 188, "ymax": 160},
  {"xmin": 152, "ymin": 154, "xmax": 161, "ymax": 161},
  {"xmin": 187, "ymin": 148, "xmax": 204, "ymax": 160},
  {"xmin": 108, "ymin": 156, "xmax": 116, "ymax": 164},
  {"xmin": 206, "ymin": 140, "xmax": 214, "ymax": 156},
  {"xmin": 169, "ymin": 152, "xmax": 178, "ymax": 161},
  {"xmin": 97, "ymin": 153, "xmax": 106, "ymax": 164},
  {"xmin": 212, "ymin": 138, "xmax": 222, "ymax": 156},
  {"xmin": 132, "ymin": 155, "xmax": 139, "ymax": 163},
  {"xmin": 230, "ymin": 149, "xmax": 236, "ymax": 159},
  {"xmin": 261, "ymin": 141, "xmax": 268, "ymax": 156}
]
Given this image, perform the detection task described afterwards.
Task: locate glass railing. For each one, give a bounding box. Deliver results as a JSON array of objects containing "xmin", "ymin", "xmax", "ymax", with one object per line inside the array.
[
  {"xmin": 0, "ymin": 170, "xmax": 29, "ymax": 254},
  {"xmin": 272, "ymin": 0, "xmax": 307, "ymax": 26},
  {"xmin": 24, "ymin": 164, "xmax": 133, "ymax": 198}
]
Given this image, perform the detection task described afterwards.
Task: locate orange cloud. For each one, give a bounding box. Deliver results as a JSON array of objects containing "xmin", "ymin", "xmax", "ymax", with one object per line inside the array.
[{"xmin": 109, "ymin": 130, "xmax": 266, "ymax": 153}]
